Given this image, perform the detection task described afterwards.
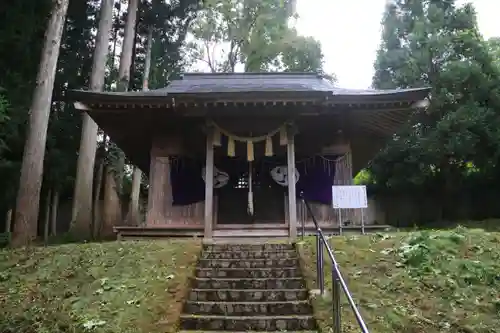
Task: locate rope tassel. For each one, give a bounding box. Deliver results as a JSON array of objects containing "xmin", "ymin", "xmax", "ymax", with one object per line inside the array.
[
  {"xmin": 248, "ymin": 191, "xmax": 254, "ymax": 216},
  {"xmin": 213, "ymin": 128, "xmax": 222, "ymax": 146},
  {"xmin": 247, "ymin": 141, "xmax": 254, "ymax": 161},
  {"xmin": 279, "ymin": 126, "xmax": 287, "ymax": 145},
  {"xmin": 265, "ymin": 136, "xmax": 273, "ymax": 157},
  {"xmin": 248, "ymin": 161, "xmax": 254, "ymax": 216},
  {"xmin": 227, "ymin": 137, "xmax": 235, "ymax": 157}
]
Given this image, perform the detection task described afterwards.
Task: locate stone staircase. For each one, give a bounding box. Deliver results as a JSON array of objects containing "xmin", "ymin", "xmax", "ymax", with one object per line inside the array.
[{"xmin": 179, "ymin": 242, "xmax": 317, "ymax": 332}]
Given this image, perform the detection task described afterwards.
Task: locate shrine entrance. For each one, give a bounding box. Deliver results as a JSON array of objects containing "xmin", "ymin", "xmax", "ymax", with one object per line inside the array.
[{"xmin": 216, "ymin": 157, "xmax": 287, "ymax": 225}]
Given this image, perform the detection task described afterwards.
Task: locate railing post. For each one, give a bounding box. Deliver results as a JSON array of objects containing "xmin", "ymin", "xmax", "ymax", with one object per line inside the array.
[
  {"xmin": 332, "ymin": 268, "xmax": 342, "ymax": 333},
  {"xmin": 300, "ymin": 194, "xmax": 305, "ymax": 240},
  {"xmin": 301, "ymin": 215, "xmax": 305, "ymax": 240},
  {"xmin": 316, "ymin": 230, "xmax": 325, "ymax": 295},
  {"xmin": 315, "ymin": 232, "xmax": 320, "ymax": 287},
  {"xmin": 303, "ymin": 192, "xmax": 370, "ymax": 333}
]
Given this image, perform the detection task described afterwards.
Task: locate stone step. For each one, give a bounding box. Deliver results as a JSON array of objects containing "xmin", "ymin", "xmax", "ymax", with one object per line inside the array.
[
  {"xmin": 179, "ymin": 314, "xmax": 317, "ymax": 331},
  {"xmin": 188, "ymin": 288, "xmax": 309, "ymax": 302},
  {"xmin": 197, "ymin": 258, "xmax": 298, "ymax": 269},
  {"xmin": 183, "ymin": 300, "xmax": 313, "ymax": 316},
  {"xmin": 195, "ymin": 267, "xmax": 302, "ymax": 278},
  {"xmin": 201, "ymin": 250, "xmax": 298, "ymax": 260},
  {"xmin": 204, "ymin": 243, "xmax": 294, "ymax": 252},
  {"xmin": 191, "ymin": 277, "xmax": 306, "ymax": 290}
]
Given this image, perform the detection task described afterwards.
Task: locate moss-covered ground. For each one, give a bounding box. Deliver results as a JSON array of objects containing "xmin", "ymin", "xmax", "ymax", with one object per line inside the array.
[
  {"xmin": 299, "ymin": 227, "xmax": 500, "ymax": 333},
  {"xmin": 0, "ymin": 239, "xmax": 201, "ymax": 333}
]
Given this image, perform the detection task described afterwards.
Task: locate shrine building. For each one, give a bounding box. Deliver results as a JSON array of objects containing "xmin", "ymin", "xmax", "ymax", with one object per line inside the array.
[{"xmin": 70, "ymin": 72, "xmax": 430, "ymax": 240}]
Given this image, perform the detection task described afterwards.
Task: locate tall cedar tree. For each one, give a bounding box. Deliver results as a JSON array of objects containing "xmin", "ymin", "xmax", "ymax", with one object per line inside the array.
[
  {"xmin": 70, "ymin": 0, "xmax": 115, "ymax": 238},
  {"xmin": 371, "ymin": 0, "xmax": 500, "ymax": 218},
  {"xmin": 12, "ymin": 0, "xmax": 70, "ymax": 246}
]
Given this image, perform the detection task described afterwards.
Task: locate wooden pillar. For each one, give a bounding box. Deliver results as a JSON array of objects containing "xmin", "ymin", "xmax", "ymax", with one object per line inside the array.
[
  {"xmin": 204, "ymin": 127, "xmax": 215, "ymax": 239},
  {"xmin": 346, "ymin": 149, "xmax": 354, "ymax": 184},
  {"xmin": 287, "ymin": 126, "xmax": 298, "ymax": 240},
  {"xmin": 146, "ymin": 150, "xmax": 157, "ymax": 225}
]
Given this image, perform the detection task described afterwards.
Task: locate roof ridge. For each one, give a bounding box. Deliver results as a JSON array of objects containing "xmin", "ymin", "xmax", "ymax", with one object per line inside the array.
[{"xmin": 181, "ymin": 72, "xmax": 322, "ymax": 78}]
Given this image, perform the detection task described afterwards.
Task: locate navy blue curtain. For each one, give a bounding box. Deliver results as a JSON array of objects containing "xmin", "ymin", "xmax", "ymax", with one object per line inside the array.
[
  {"xmin": 170, "ymin": 158, "xmax": 205, "ymax": 205},
  {"xmin": 296, "ymin": 155, "xmax": 336, "ymax": 205},
  {"xmin": 170, "ymin": 155, "xmax": 338, "ymax": 206}
]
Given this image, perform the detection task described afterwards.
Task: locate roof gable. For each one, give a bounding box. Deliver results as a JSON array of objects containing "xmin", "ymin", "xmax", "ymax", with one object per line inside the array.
[{"xmin": 68, "ymin": 71, "xmax": 431, "ymax": 104}]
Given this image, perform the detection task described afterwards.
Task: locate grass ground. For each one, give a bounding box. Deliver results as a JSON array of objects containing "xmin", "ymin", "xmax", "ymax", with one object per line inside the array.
[
  {"xmin": 0, "ymin": 239, "xmax": 201, "ymax": 333},
  {"xmin": 299, "ymin": 226, "xmax": 500, "ymax": 333}
]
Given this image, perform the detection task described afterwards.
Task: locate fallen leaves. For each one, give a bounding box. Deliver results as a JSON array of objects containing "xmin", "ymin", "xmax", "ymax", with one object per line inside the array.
[
  {"xmin": 0, "ymin": 239, "xmax": 201, "ymax": 333},
  {"xmin": 300, "ymin": 227, "xmax": 500, "ymax": 333}
]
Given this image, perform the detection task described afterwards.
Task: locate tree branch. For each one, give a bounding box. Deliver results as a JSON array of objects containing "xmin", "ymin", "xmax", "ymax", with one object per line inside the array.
[{"xmin": 204, "ymin": 40, "xmax": 217, "ymax": 72}]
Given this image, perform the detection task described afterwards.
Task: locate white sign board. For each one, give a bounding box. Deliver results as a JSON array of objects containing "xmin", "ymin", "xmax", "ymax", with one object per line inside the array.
[{"xmin": 332, "ymin": 185, "xmax": 368, "ymax": 209}]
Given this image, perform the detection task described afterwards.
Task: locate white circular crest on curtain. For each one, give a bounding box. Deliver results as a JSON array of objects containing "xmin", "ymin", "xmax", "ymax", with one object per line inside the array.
[
  {"xmin": 202, "ymin": 166, "xmax": 229, "ymax": 188},
  {"xmin": 270, "ymin": 165, "xmax": 300, "ymax": 186}
]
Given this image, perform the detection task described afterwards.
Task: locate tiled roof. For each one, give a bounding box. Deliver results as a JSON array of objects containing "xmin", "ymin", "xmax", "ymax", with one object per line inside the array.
[{"xmin": 68, "ymin": 72, "xmax": 430, "ymax": 100}]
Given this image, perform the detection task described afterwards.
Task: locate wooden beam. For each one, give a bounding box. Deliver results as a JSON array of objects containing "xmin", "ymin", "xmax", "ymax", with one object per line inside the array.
[
  {"xmin": 286, "ymin": 125, "xmax": 298, "ymax": 240},
  {"xmin": 204, "ymin": 126, "xmax": 215, "ymax": 239}
]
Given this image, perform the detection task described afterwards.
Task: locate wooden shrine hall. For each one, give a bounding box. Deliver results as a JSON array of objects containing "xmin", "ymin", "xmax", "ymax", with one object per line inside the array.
[{"xmin": 70, "ymin": 72, "xmax": 430, "ymax": 240}]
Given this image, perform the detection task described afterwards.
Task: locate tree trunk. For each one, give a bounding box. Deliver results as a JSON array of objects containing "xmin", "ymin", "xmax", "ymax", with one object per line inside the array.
[
  {"xmin": 111, "ymin": 1, "xmax": 121, "ymax": 71},
  {"xmin": 115, "ymin": 0, "xmax": 139, "ymax": 185},
  {"xmin": 128, "ymin": 167, "xmax": 142, "ymax": 225},
  {"xmin": 102, "ymin": 165, "xmax": 122, "ymax": 238},
  {"xmin": 70, "ymin": 0, "xmax": 114, "ymax": 239},
  {"xmin": 127, "ymin": 25, "xmax": 153, "ymax": 226},
  {"xmin": 128, "ymin": 9, "xmax": 140, "ymax": 91},
  {"xmin": 43, "ymin": 188, "xmax": 52, "ymax": 243},
  {"xmin": 51, "ymin": 189, "xmax": 59, "ymax": 236},
  {"xmin": 12, "ymin": 0, "xmax": 69, "ymax": 247},
  {"xmin": 5, "ymin": 209, "xmax": 12, "ymax": 233},
  {"xmin": 142, "ymin": 26, "xmax": 153, "ymax": 90},
  {"xmin": 117, "ymin": 0, "xmax": 138, "ymax": 92},
  {"xmin": 103, "ymin": 0, "xmax": 139, "ymax": 232},
  {"xmin": 93, "ymin": 157, "xmax": 104, "ymax": 238}
]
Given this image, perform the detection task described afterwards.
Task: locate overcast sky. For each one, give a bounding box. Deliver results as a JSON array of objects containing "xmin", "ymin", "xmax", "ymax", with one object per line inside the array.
[{"xmin": 295, "ymin": 0, "xmax": 500, "ymax": 89}]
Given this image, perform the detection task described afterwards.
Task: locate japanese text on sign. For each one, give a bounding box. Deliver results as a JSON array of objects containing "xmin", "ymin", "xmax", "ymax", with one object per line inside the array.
[{"xmin": 332, "ymin": 185, "xmax": 368, "ymax": 209}]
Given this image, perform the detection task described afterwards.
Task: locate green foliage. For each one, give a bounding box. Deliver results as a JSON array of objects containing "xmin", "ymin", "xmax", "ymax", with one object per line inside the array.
[
  {"xmin": 0, "ymin": 0, "xmax": 99, "ymax": 212},
  {"xmin": 487, "ymin": 37, "xmax": 500, "ymax": 70},
  {"xmin": 0, "ymin": 240, "xmax": 202, "ymax": 333},
  {"xmin": 353, "ymin": 169, "xmax": 373, "ymax": 185},
  {"xmin": 0, "ymin": 0, "xmax": 198, "ymax": 231},
  {"xmin": 130, "ymin": 0, "xmax": 200, "ymax": 90},
  {"xmin": 370, "ymin": 0, "xmax": 500, "ymax": 207},
  {"xmin": 277, "ymin": 30, "xmax": 332, "ymax": 78},
  {"xmin": 186, "ymin": 0, "xmax": 329, "ymax": 74},
  {"xmin": 301, "ymin": 227, "xmax": 500, "ymax": 332},
  {"xmin": 0, "ymin": 0, "xmax": 53, "ymax": 221},
  {"xmin": 395, "ymin": 228, "xmax": 500, "ymax": 287}
]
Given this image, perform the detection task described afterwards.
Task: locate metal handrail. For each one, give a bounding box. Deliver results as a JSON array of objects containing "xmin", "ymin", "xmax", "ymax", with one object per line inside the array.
[{"xmin": 300, "ymin": 192, "xmax": 370, "ymax": 333}]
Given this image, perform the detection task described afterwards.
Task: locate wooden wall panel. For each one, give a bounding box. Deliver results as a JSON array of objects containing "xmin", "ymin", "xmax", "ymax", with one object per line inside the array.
[{"xmin": 146, "ymin": 134, "xmax": 206, "ymax": 226}]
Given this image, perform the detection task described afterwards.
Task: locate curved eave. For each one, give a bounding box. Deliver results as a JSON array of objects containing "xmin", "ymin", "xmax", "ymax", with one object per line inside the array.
[
  {"xmin": 329, "ymin": 87, "xmax": 430, "ymax": 104},
  {"xmin": 68, "ymin": 89, "xmax": 332, "ymax": 107},
  {"xmin": 68, "ymin": 87, "xmax": 431, "ymax": 110},
  {"xmin": 349, "ymin": 108, "xmax": 424, "ymax": 173},
  {"xmin": 68, "ymin": 87, "xmax": 430, "ymax": 173}
]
